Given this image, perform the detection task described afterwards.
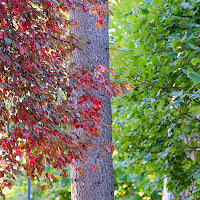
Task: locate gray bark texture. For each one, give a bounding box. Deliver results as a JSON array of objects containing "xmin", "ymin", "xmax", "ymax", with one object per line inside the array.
[
  {"xmin": 162, "ymin": 137, "xmax": 196, "ymax": 200},
  {"xmin": 162, "ymin": 177, "xmax": 195, "ymax": 200},
  {"xmin": 69, "ymin": 2, "xmax": 114, "ymax": 200}
]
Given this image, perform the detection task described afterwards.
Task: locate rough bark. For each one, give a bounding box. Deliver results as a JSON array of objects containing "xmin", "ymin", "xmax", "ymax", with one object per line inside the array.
[{"xmin": 69, "ymin": 3, "xmax": 114, "ymax": 200}]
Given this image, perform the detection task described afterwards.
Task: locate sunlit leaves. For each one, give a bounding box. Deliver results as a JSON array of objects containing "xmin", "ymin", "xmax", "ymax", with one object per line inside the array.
[
  {"xmin": 0, "ymin": 0, "xmax": 118, "ymax": 191},
  {"xmin": 111, "ymin": 0, "xmax": 200, "ymax": 197}
]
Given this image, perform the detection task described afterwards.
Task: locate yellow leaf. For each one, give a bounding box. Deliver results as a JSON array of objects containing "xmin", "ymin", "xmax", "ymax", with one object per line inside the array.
[
  {"xmin": 1, "ymin": 163, "xmax": 8, "ymax": 169},
  {"xmin": 96, "ymin": 162, "xmax": 100, "ymax": 170},
  {"xmin": 79, "ymin": 167, "xmax": 84, "ymax": 177},
  {"xmin": 78, "ymin": 36, "xmax": 87, "ymax": 42},
  {"xmin": 126, "ymin": 84, "xmax": 133, "ymax": 91}
]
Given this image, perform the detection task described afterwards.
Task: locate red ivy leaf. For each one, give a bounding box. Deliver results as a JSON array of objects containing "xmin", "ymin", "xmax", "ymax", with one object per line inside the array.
[{"xmin": 91, "ymin": 165, "xmax": 96, "ymax": 170}]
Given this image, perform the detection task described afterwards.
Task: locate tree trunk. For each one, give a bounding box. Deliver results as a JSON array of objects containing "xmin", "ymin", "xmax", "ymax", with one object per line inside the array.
[
  {"xmin": 69, "ymin": 2, "xmax": 114, "ymax": 200},
  {"xmin": 162, "ymin": 138, "xmax": 196, "ymax": 200}
]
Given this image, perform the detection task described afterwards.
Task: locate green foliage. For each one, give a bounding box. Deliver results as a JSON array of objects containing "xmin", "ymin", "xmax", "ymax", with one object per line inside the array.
[
  {"xmin": 114, "ymin": 158, "xmax": 162, "ymax": 200},
  {"xmin": 111, "ymin": 0, "xmax": 200, "ymax": 198}
]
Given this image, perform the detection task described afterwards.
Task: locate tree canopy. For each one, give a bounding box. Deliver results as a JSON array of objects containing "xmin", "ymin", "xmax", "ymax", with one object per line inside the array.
[
  {"xmin": 111, "ymin": 0, "xmax": 200, "ymax": 198},
  {"xmin": 0, "ymin": 0, "xmax": 119, "ymax": 192}
]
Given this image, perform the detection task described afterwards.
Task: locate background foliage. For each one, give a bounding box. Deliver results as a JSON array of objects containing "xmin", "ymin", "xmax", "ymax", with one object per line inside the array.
[{"xmin": 4, "ymin": 165, "xmax": 71, "ymax": 200}]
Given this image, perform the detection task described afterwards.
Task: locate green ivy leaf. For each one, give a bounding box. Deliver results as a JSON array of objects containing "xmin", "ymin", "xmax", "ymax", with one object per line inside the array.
[{"xmin": 191, "ymin": 58, "xmax": 200, "ymax": 66}]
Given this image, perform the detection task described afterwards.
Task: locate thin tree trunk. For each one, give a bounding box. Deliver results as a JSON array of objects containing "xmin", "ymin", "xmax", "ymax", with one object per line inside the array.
[
  {"xmin": 162, "ymin": 138, "xmax": 196, "ymax": 200},
  {"xmin": 69, "ymin": 2, "xmax": 114, "ymax": 200},
  {"xmin": 162, "ymin": 179, "xmax": 195, "ymax": 200}
]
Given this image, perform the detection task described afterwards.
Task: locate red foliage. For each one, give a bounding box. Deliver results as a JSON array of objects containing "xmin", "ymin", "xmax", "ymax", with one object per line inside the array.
[{"xmin": 0, "ymin": 0, "xmax": 122, "ymax": 190}]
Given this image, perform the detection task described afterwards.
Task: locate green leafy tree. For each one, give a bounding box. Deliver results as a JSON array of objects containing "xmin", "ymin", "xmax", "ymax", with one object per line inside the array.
[{"xmin": 110, "ymin": 0, "xmax": 200, "ymax": 198}]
